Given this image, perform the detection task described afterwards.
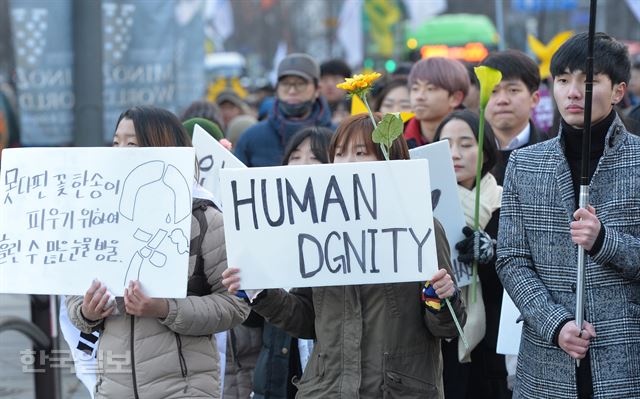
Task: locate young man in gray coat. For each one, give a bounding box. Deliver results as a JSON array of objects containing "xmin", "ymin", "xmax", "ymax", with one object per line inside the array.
[{"xmin": 497, "ymin": 32, "xmax": 640, "ymax": 398}]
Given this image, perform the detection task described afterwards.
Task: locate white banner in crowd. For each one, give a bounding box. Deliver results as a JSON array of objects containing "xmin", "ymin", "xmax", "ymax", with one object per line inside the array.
[
  {"xmin": 0, "ymin": 147, "xmax": 195, "ymax": 297},
  {"xmin": 220, "ymin": 160, "xmax": 437, "ymax": 289},
  {"xmin": 192, "ymin": 124, "xmax": 246, "ymax": 210},
  {"xmin": 409, "ymin": 141, "xmax": 471, "ymax": 286},
  {"xmin": 496, "ymin": 290, "xmax": 523, "ymax": 355}
]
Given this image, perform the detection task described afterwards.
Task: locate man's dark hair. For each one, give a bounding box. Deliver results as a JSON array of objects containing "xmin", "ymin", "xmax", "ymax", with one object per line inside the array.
[
  {"xmin": 393, "ymin": 61, "xmax": 414, "ymax": 77},
  {"xmin": 464, "ymin": 62, "xmax": 479, "ymax": 88},
  {"xmin": 481, "ymin": 50, "xmax": 540, "ymax": 94},
  {"xmin": 551, "ymin": 32, "xmax": 630, "ymax": 85},
  {"xmin": 320, "ymin": 59, "xmax": 352, "ymax": 79}
]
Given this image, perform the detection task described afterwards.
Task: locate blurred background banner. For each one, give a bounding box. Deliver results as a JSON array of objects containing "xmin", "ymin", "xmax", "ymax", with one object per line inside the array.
[
  {"xmin": 1, "ymin": 0, "xmax": 639, "ymax": 146},
  {"xmin": 6, "ymin": 0, "xmax": 206, "ymax": 146},
  {"xmin": 511, "ymin": 0, "xmax": 578, "ymax": 12},
  {"xmin": 626, "ymin": 0, "xmax": 640, "ymax": 23},
  {"xmin": 9, "ymin": 0, "xmax": 74, "ymax": 145},
  {"xmin": 337, "ymin": 0, "xmax": 363, "ymax": 69},
  {"xmin": 101, "ymin": 0, "xmax": 205, "ymax": 142}
]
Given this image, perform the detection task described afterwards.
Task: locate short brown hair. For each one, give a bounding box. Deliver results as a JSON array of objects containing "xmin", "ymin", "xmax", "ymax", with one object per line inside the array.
[
  {"xmin": 329, "ymin": 113, "xmax": 409, "ymax": 162},
  {"xmin": 408, "ymin": 57, "xmax": 470, "ymax": 98}
]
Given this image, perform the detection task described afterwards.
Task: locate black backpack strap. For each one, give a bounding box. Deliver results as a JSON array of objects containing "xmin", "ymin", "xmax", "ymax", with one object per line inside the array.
[{"xmin": 187, "ymin": 198, "xmax": 217, "ymax": 296}]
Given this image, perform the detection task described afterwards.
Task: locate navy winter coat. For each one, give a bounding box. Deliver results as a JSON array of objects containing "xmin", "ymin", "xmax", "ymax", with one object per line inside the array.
[{"xmin": 234, "ymin": 97, "xmax": 333, "ymax": 167}]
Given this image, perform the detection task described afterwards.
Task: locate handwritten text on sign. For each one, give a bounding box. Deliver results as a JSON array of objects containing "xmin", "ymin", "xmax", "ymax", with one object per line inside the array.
[
  {"xmin": 192, "ymin": 124, "xmax": 246, "ymax": 210},
  {"xmin": 220, "ymin": 160, "xmax": 437, "ymax": 289},
  {"xmin": 0, "ymin": 147, "xmax": 195, "ymax": 297}
]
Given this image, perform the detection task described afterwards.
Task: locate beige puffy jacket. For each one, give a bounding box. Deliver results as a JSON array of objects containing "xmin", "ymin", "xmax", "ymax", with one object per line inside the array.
[{"xmin": 66, "ymin": 206, "xmax": 250, "ymax": 399}]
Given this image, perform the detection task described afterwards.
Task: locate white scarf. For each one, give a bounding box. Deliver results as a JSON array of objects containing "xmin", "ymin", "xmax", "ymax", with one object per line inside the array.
[
  {"xmin": 455, "ymin": 173, "xmax": 502, "ymax": 362},
  {"xmin": 457, "ymin": 173, "xmax": 502, "ymax": 229}
]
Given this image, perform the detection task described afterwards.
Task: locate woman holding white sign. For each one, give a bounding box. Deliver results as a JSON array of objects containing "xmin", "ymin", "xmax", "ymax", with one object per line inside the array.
[
  {"xmin": 66, "ymin": 106, "xmax": 250, "ymax": 399},
  {"xmin": 252, "ymin": 126, "xmax": 333, "ymax": 399},
  {"xmin": 223, "ymin": 113, "xmax": 466, "ymax": 398},
  {"xmin": 434, "ymin": 110, "xmax": 509, "ymax": 399}
]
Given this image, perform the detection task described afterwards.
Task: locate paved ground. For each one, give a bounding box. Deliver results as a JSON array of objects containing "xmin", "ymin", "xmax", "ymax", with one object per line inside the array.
[{"xmin": 0, "ymin": 294, "xmax": 90, "ymax": 399}]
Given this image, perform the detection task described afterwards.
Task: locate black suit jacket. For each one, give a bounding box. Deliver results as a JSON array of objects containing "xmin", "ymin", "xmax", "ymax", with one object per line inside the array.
[{"xmin": 490, "ymin": 121, "xmax": 548, "ymax": 185}]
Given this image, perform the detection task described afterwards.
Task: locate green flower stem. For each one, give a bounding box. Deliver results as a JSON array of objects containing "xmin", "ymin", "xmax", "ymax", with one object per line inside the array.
[
  {"xmin": 361, "ymin": 94, "xmax": 387, "ymax": 160},
  {"xmin": 471, "ymin": 107, "xmax": 487, "ymax": 303},
  {"xmin": 361, "ymin": 94, "xmax": 377, "ymax": 129},
  {"xmin": 445, "ymin": 297, "xmax": 469, "ymax": 350},
  {"xmin": 380, "ymin": 145, "xmax": 389, "ymax": 161}
]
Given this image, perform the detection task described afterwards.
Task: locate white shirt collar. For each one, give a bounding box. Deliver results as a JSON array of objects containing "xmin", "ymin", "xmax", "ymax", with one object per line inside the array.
[
  {"xmin": 500, "ymin": 123, "xmax": 531, "ymax": 151},
  {"xmin": 192, "ymin": 183, "xmax": 216, "ymax": 202}
]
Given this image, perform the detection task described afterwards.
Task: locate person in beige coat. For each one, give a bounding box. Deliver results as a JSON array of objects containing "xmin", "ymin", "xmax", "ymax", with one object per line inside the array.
[
  {"xmin": 223, "ymin": 114, "xmax": 466, "ymax": 399},
  {"xmin": 66, "ymin": 106, "xmax": 249, "ymax": 399}
]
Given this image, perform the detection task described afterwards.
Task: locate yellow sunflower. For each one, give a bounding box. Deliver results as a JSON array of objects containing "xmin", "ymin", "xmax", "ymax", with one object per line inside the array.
[{"xmin": 336, "ymin": 72, "xmax": 382, "ymax": 97}]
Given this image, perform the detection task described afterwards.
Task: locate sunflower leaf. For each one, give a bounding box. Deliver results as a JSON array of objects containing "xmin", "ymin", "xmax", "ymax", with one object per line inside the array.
[{"xmin": 372, "ymin": 113, "xmax": 403, "ymax": 149}]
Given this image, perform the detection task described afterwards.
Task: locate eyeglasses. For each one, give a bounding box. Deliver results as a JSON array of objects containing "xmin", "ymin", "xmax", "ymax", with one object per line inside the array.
[{"xmin": 279, "ymin": 80, "xmax": 310, "ymax": 92}]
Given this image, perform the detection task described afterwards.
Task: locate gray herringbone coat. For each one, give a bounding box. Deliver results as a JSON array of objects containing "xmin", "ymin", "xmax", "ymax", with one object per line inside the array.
[{"xmin": 496, "ymin": 115, "xmax": 640, "ymax": 399}]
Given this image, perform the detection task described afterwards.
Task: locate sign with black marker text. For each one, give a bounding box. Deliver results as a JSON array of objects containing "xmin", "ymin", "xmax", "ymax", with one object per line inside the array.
[
  {"xmin": 220, "ymin": 160, "xmax": 437, "ymax": 289},
  {"xmin": 0, "ymin": 147, "xmax": 195, "ymax": 297},
  {"xmin": 192, "ymin": 124, "xmax": 246, "ymax": 210}
]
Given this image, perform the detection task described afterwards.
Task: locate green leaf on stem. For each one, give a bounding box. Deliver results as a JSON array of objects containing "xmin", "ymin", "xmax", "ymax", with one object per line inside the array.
[{"xmin": 372, "ymin": 113, "xmax": 403, "ymax": 159}]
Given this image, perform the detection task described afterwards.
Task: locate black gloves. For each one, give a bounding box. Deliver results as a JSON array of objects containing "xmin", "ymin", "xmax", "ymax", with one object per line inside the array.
[{"xmin": 455, "ymin": 226, "xmax": 496, "ymax": 265}]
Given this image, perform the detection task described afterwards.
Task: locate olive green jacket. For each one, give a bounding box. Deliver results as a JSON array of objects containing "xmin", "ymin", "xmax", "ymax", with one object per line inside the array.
[{"xmin": 252, "ymin": 219, "xmax": 466, "ymax": 399}]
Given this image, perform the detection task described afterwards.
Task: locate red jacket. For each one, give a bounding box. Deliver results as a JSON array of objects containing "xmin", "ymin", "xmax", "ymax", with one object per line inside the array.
[{"xmin": 403, "ymin": 117, "xmax": 428, "ymax": 148}]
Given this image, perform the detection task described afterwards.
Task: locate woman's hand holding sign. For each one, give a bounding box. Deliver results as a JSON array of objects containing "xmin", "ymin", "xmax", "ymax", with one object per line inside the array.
[
  {"xmin": 422, "ymin": 268, "xmax": 467, "ymax": 349},
  {"xmin": 222, "ymin": 267, "xmax": 242, "ymax": 295},
  {"xmin": 81, "ymin": 279, "xmax": 169, "ymax": 321},
  {"xmin": 81, "ymin": 279, "xmax": 115, "ymax": 322},
  {"xmin": 430, "ymin": 268, "xmax": 456, "ymax": 299},
  {"xmin": 222, "ymin": 266, "xmax": 456, "ymax": 301},
  {"xmin": 124, "ymin": 280, "xmax": 169, "ymax": 318}
]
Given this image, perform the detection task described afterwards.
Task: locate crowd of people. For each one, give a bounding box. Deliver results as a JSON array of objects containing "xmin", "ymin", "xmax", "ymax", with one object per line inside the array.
[{"xmin": 59, "ymin": 31, "xmax": 640, "ymax": 399}]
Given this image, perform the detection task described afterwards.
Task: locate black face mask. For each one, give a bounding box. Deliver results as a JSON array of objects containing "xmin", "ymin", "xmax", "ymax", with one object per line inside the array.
[{"xmin": 278, "ymin": 99, "xmax": 314, "ymax": 118}]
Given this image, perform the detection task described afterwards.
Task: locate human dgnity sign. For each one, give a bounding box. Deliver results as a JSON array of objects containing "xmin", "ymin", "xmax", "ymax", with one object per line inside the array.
[
  {"xmin": 0, "ymin": 147, "xmax": 195, "ymax": 298},
  {"xmin": 220, "ymin": 160, "xmax": 438, "ymax": 289}
]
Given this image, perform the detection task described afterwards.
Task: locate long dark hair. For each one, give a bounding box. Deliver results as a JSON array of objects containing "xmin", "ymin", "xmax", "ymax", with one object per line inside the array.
[
  {"xmin": 434, "ymin": 109, "xmax": 498, "ymax": 177},
  {"xmin": 282, "ymin": 126, "xmax": 333, "ymax": 165},
  {"xmin": 115, "ymin": 106, "xmax": 192, "ymax": 148},
  {"xmin": 116, "ymin": 106, "xmax": 198, "ymax": 180}
]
